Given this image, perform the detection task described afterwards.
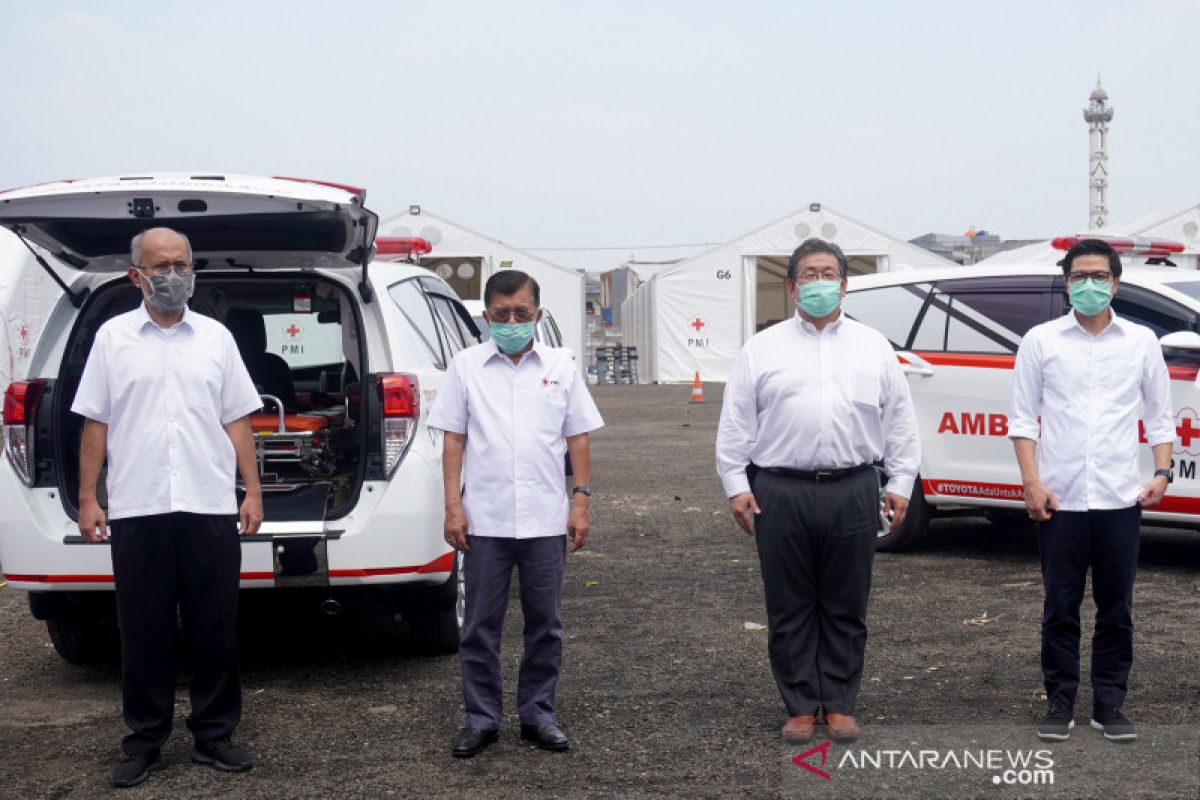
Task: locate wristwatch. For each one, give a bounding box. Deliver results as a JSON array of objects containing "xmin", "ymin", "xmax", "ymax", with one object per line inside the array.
[
  {"xmin": 572, "ymin": 486, "xmax": 593, "ymax": 497},
  {"xmin": 1153, "ymin": 468, "xmax": 1173, "ymax": 484}
]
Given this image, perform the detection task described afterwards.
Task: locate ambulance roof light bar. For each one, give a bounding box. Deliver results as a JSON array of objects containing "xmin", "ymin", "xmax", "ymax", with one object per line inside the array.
[
  {"xmin": 1051, "ymin": 234, "xmax": 1185, "ymax": 259},
  {"xmin": 374, "ymin": 236, "xmax": 433, "ymax": 262}
]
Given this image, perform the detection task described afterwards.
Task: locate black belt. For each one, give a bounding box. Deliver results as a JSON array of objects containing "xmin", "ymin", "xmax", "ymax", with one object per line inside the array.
[{"xmin": 753, "ymin": 462, "xmax": 875, "ymax": 483}]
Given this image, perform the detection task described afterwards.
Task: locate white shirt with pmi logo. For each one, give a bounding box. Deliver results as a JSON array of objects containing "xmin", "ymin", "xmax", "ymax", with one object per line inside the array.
[
  {"xmin": 1009, "ymin": 311, "xmax": 1174, "ymax": 511},
  {"xmin": 70, "ymin": 304, "xmax": 262, "ymax": 520},
  {"xmin": 428, "ymin": 340, "xmax": 604, "ymax": 538},
  {"xmin": 715, "ymin": 311, "xmax": 920, "ymax": 499}
]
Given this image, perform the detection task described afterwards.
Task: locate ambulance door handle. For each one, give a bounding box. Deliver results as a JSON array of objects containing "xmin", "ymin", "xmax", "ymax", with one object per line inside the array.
[{"xmin": 901, "ymin": 364, "xmax": 934, "ymax": 378}]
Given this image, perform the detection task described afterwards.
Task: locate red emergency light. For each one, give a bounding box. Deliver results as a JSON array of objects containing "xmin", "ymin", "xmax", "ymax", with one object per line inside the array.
[
  {"xmin": 272, "ymin": 176, "xmax": 367, "ymax": 202},
  {"xmin": 1051, "ymin": 234, "xmax": 1185, "ymax": 259},
  {"xmin": 375, "ymin": 237, "xmax": 433, "ymax": 258}
]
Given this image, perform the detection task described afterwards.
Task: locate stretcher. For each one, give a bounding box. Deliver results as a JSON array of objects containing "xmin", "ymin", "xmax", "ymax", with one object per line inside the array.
[{"xmin": 252, "ymin": 394, "xmax": 356, "ymax": 481}]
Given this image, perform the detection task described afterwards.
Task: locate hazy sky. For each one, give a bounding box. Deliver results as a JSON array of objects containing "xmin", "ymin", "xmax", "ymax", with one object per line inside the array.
[{"xmin": 2, "ymin": 1, "xmax": 1196, "ymax": 270}]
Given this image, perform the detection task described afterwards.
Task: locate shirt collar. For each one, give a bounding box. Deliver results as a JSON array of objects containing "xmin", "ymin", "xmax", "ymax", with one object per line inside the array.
[
  {"xmin": 1061, "ymin": 308, "xmax": 1125, "ymax": 337},
  {"xmin": 793, "ymin": 308, "xmax": 845, "ymax": 336},
  {"xmin": 483, "ymin": 337, "xmax": 544, "ymax": 366},
  {"xmin": 135, "ymin": 302, "xmax": 194, "ymax": 333}
]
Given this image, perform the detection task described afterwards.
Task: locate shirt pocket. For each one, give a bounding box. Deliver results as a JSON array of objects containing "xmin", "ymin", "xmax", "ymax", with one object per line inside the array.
[{"xmin": 848, "ymin": 369, "xmax": 881, "ymax": 411}]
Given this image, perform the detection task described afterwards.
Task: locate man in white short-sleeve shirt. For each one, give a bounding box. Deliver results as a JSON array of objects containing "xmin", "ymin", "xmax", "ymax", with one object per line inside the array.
[
  {"xmin": 71, "ymin": 228, "xmax": 263, "ymax": 787},
  {"xmin": 428, "ymin": 269, "xmax": 603, "ymax": 758}
]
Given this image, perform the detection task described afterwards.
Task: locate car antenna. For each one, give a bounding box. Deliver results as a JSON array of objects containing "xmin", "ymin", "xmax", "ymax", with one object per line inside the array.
[{"xmin": 8, "ymin": 226, "xmax": 89, "ymax": 308}]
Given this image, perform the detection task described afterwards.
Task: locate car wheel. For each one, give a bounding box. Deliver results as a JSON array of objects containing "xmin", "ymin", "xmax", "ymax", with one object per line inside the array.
[
  {"xmin": 406, "ymin": 551, "xmax": 463, "ymax": 655},
  {"xmin": 45, "ymin": 615, "xmax": 118, "ymax": 664},
  {"xmin": 875, "ymin": 472, "xmax": 932, "ymax": 552}
]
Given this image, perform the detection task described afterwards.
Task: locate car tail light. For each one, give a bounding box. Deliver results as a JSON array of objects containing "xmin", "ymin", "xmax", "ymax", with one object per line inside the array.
[
  {"xmin": 378, "ymin": 373, "xmax": 419, "ymax": 477},
  {"xmin": 4, "ymin": 380, "xmax": 46, "ymax": 486}
]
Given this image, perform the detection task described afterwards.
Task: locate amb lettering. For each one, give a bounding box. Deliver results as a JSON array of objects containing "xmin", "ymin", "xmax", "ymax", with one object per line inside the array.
[{"xmin": 937, "ymin": 412, "xmax": 1008, "ymax": 437}]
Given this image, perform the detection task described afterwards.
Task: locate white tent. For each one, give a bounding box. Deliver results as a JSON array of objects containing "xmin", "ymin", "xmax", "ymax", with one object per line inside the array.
[
  {"xmin": 978, "ymin": 204, "xmax": 1200, "ymax": 271},
  {"xmin": 0, "ymin": 229, "xmax": 63, "ymax": 391},
  {"xmin": 620, "ymin": 203, "xmax": 958, "ymax": 383},
  {"xmin": 375, "ymin": 210, "xmax": 585, "ymax": 362}
]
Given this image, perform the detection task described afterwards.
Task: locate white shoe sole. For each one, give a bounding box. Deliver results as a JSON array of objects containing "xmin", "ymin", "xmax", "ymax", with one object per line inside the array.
[
  {"xmin": 1090, "ymin": 719, "xmax": 1138, "ymax": 741},
  {"xmin": 1037, "ymin": 719, "xmax": 1074, "ymax": 741}
]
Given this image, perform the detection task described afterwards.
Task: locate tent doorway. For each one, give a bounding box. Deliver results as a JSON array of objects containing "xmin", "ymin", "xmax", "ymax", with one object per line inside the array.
[{"xmin": 753, "ymin": 254, "xmax": 883, "ymax": 331}]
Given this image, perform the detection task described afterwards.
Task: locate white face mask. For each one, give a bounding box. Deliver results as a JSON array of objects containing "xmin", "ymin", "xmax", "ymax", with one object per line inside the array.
[{"xmin": 139, "ymin": 270, "xmax": 194, "ymax": 312}]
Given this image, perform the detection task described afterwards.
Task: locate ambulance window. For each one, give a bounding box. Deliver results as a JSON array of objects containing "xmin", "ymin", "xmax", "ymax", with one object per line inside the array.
[
  {"xmin": 429, "ymin": 295, "xmax": 467, "ymax": 356},
  {"xmin": 943, "ymin": 292, "xmax": 1050, "ymax": 353},
  {"xmin": 842, "ymin": 283, "xmax": 932, "ymax": 349},
  {"xmin": 1110, "ymin": 285, "xmax": 1197, "ymax": 337},
  {"xmin": 388, "ymin": 279, "xmax": 446, "ymax": 366}
]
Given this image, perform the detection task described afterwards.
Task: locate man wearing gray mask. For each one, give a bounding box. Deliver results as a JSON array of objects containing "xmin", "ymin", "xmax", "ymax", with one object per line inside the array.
[{"xmin": 72, "ymin": 227, "xmax": 264, "ymax": 787}]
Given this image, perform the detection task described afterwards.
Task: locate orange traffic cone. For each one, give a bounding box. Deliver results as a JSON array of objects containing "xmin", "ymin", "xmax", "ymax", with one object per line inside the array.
[{"xmin": 690, "ymin": 371, "xmax": 705, "ymax": 403}]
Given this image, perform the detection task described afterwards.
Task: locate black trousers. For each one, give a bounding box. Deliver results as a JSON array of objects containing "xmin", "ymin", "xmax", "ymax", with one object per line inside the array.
[
  {"xmin": 1037, "ymin": 505, "xmax": 1140, "ymax": 710},
  {"xmin": 750, "ymin": 467, "xmax": 878, "ymax": 716},
  {"xmin": 110, "ymin": 512, "xmax": 242, "ymax": 755}
]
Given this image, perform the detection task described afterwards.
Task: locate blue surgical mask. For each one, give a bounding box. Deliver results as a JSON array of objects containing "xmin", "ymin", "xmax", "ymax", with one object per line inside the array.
[
  {"xmin": 491, "ymin": 321, "xmax": 535, "ymax": 354},
  {"xmin": 1068, "ymin": 278, "xmax": 1112, "ymax": 317},
  {"xmin": 797, "ymin": 280, "xmax": 842, "ymax": 318}
]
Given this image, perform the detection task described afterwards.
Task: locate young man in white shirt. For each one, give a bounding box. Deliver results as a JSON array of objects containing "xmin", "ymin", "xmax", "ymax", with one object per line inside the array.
[
  {"xmin": 72, "ymin": 228, "xmax": 263, "ymax": 787},
  {"xmin": 429, "ymin": 270, "xmax": 603, "ymax": 758},
  {"xmin": 1010, "ymin": 238, "xmax": 1174, "ymax": 743},
  {"xmin": 716, "ymin": 238, "xmax": 920, "ymax": 744}
]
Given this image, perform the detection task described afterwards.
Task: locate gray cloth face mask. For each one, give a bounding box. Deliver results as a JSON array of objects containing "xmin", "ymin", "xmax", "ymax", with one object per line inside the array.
[{"xmin": 139, "ymin": 270, "xmax": 195, "ymax": 313}]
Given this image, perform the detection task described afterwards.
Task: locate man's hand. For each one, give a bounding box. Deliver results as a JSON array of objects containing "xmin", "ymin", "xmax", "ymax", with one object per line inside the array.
[
  {"xmin": 883, "ymin": 492, "xmax": 909, "ymax": 531},
  {"xmin": 445, "ymin": 502, "xmax": 470, "ymax": 552},
  {"xmin": 78, "ymin": 498, "xmax": 109, "ymax": 542},
  {"xmin": 1024, "ymin": 480, "xmax": 1060, "ymax": 522},
  {"xmin": 568, "ymin": 497, "xmax": 589, "ymax": 552},
  {"xmin": 238, "ymin": 491, "xmax": 263, "ymax": 536},
  {"xmin": 729, "ymin": 491, "xmax": 761, "ymax": 535},
  {"xmin": 1138, "ymin": 475, "xmax": 1169, "ymax": 508}
]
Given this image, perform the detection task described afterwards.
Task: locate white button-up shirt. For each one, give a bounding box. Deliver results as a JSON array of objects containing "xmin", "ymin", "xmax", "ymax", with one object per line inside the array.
[
  {"xmin": 1009, "ymin": 310, "xmax": 1173, "ymax": 511},
  {"xmin": 71, "ymin": 304, "xmax": 262, "ymax": 520},
  {"xmin": 428, "ymin": 340, "xmax": 604, "ymax": 538},
  {"xmin": 716, "ymin": 311, "xmax": 920, "ymax": 499}
]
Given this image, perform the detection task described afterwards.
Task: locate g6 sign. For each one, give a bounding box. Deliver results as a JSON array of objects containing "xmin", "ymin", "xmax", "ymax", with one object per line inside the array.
[{"xmin": 716, "ymin": 269, "xmax": 732, "ymax": 280}]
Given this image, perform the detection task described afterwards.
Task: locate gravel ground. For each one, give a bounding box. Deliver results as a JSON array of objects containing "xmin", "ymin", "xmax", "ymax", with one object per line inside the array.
[{"xmin": 1, "ymin": 383, "xmax": 1198, "ymax": 798}]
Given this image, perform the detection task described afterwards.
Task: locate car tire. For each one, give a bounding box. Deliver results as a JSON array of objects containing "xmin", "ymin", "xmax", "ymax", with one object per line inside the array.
[
  {"xmin": 875, "ymin": 473, "xmax": 932, "ymax": 552},
  {"xmin": 406, "ymin": 551, "xmax": 463, "ymax": 655},
  {"xmin": 45, "ymin": 615, "xmax": 118, "ymax": 664}
]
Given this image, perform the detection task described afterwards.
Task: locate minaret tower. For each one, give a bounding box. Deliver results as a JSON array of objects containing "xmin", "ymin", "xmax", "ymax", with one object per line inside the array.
[{"xmin": 1083, "ymin": 77, "xmax": 1114, "ymax": 230}]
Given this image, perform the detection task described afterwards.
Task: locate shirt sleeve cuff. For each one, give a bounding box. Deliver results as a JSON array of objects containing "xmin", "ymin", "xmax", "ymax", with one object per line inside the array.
[
  {"xmin": 69, "ymin": 403, "xmax": 110, "ymax": 424},
  {"xmin": 885, "ymin": 474, "xmax": 915, "ymax": 499},
  {"xmin": 1006, "ymin": 422, "xmax": 1040, "ymax": 440},
  {"xmin": 426, "ymin": 414, "xmax": 466, "ymax": 435},
  {"xmin": 721, "ymin": 471, "xmax": 751, "ymax": 497},
  {"xmin": 222, "ymin": 399, "xmax": 264, "ymax": 425}
]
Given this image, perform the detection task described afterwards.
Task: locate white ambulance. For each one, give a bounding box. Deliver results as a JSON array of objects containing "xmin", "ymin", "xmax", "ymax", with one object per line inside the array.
[
  {"xmin": 0, "ymin": 174, "xmax": 479, "ymax": 661},
  {"xmin": 843, "ymin": 239, "xmax": 1200, "ymax": 550}
]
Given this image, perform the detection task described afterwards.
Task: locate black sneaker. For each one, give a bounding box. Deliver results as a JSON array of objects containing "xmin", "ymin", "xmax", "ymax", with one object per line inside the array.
[
  {"xmin": 192, "ymin": 737, "xmax": 254, "ymax": 772},
  {"xmin": 1037, "ymin": 700, "xmax": 1075, "ymax": 741},
  {"xmin": 1090, "ymin": 705, "xmax": 1137, "ymax": 742},
  {"xmin": 111, "ymin": 750, "xmax": 162, "ymax": 788}
]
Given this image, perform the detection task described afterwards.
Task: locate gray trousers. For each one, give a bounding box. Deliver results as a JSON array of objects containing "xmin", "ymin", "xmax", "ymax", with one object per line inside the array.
[
  {"xmin": 751, "ymin": 467, "xmax": 878, "ymax": 717},
  {"xmin": 460, "ymin": 534, "xmax": 567, "ymax": 729}
]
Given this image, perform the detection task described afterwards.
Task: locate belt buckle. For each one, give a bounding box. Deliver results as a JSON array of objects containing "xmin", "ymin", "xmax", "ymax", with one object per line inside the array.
[{"xmin": 814, "ymin": 469, "xmax": 834, "ymax": 482}]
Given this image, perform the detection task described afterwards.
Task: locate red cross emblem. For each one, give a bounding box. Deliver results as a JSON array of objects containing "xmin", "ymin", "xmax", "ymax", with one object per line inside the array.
[
  {"xmin": 690, "ymin": 317, "xmax": 705, "ymax": 331},
  {"xmin": 542, "ymin": 377, "xmax": 549, "ymax": 386},
  {"xmin": 1176, "ymin": 408, "xmax": 1200, "ymax": 456},
  {"xmin": 286, "ymin": 324, "xmax": 301, "ymax": 338}
]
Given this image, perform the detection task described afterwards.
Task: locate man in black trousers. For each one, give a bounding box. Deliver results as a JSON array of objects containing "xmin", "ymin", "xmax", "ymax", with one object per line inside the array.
[
  {"xmin": 73, "ymin": 227, "xmax": 263, "ymax": 787},
  {"xmin": 1010, "ymin": 238, "xmax": 1174, "ymax": 743},
  {"xmin": 716, "ymin": 238, "xmax": 920, "ymax": 744}
]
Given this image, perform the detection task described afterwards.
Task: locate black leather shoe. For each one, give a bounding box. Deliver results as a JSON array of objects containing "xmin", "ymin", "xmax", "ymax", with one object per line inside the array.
[
  {"xmin": 520, "ymin": 722, "xmax": 569, "ymax": 751},
  {"xmin": 453, "ymin": 727, "xmax": 499, "ymax": 758},
  {"xmin": 111, "ymin": 750, "xmax": 163, "ymax": 788}
]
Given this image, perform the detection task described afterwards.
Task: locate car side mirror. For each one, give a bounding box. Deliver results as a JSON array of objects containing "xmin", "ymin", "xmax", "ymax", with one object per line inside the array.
[{"xmin": 1159, "ymin": 331, "xmax": 1200, "ymax": 351}]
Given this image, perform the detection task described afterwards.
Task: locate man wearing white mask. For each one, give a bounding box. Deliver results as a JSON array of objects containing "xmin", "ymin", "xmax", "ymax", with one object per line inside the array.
[
  {"xmin": 73, "ymin": 227, "xmax": 263, "ymax": 787},
  {"xmin": 429, "ymin": 269, "xmax": 603, "ymax": 758},
  {"xmin": 1011, "ymin": 238, "xmax": 1173, "ymax": 743},
  {"xmin": 716, "ymin": 238, "xmax": 919, "ymax": 745}
]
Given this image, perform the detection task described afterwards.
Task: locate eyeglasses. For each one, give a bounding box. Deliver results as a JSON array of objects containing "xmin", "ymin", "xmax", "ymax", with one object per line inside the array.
[
  {"xmin": 488, "ymin": 308, "xmax": 536, "ymax": 323},
  {"xmin": 139, "ymin": 260, "xmax": 194, "ymax": 276},
  {"xmin": 1067, "ymin": 270, "xmax": 1113, "ymax": 284},
  {"xmin": 796, "ymin": 270, "xmax": 841, "ymax": 283}
]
